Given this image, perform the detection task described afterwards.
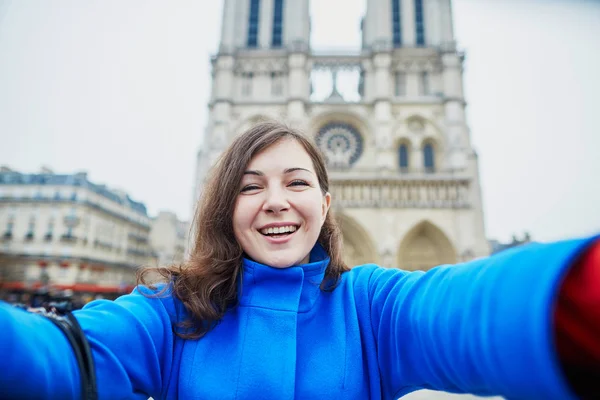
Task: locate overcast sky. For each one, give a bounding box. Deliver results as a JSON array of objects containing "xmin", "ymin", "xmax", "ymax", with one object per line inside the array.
[{"xmin": 0, "ymin": 0, "xmax": 599, "ymax": 243}]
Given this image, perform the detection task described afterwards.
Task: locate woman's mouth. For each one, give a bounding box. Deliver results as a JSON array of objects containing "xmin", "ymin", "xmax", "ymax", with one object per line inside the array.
[{"xmin": 259, "ymin": 225, "xmax": 299, "ymax": 239}]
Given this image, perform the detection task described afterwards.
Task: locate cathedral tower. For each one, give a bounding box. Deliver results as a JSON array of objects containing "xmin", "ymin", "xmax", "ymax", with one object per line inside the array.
[{"xmin": 195, "ymin": 0, "xmax": 489, "ymax": 270}]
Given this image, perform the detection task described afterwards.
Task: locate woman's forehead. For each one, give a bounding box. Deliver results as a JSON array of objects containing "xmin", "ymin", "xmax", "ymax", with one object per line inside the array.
[{"xmin": 246, "ymin": 139, "xmax": 314, "ymax": 171}]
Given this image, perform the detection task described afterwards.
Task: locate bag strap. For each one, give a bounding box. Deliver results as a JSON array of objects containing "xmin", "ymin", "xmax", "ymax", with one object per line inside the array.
[{"xmin": 35, "ymin": 308, "xmax": 98, "ymax": 400}]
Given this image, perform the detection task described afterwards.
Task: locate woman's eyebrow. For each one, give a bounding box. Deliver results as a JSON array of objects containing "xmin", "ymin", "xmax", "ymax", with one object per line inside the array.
[
  {"xmin": 284, "ymin": 167, "xmax": 312, "ymax": 174},
  {"xmin": 243, "ymin": 167, "xmax": 313, "ymax": 176}
]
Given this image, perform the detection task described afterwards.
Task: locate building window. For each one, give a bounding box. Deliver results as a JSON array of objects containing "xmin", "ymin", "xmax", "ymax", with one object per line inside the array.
[
  {"xmin": 423, "ymin": 143, "xmax": 435, "ymax": 172},
  {"xmin": 4, "ymin": 220, "xmax": 14, "ymax": 239},
  {"xmin": 247, "ymin": 0, "xmax": 261, "ymax": 48},
  {"xmin": 25, "ymin": 217, "xmax": 35, "ymax": 240},
  {"xmin": 241, "ymin": 72, "xmax": 254, "ymax": 97},
  {"xmin": 392, "ymin": 0, "xmax": 402, "ymax": 47},
  {"xmin": 415, "ymin": 0, "xmax": 425, "ymax": 46},
  {"xmin": 395, "ymin": 72, "xmax": 406, "ymax": 96},
  {"xmin": 45, "ymin": 219, "xmax": 54, "ymax": 241},
  {"xmin": 272, "ymin": 0, "xmax": 284, "ymax": 48},
  {"xmin": 420, "ymin": 71, "xmax": 430, "ymax": 95},
  {"xmin": 399, "ymin": 144, "xmax": 409, "ymax": 171},
  {"xmin": 271, "ymin": 71, "xmax": 283, "ymax": 96}
]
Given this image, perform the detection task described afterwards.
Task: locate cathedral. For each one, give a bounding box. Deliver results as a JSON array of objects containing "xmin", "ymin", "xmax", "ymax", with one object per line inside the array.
[{"xmin": 194, "ymin": 0, "xmax": 489, "ymax": 271}]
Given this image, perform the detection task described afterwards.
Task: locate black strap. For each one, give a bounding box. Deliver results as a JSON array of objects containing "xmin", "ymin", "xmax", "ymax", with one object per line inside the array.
[{"xmin": 33, "ymin": 308, "xmax": 98, "ymax": 400}]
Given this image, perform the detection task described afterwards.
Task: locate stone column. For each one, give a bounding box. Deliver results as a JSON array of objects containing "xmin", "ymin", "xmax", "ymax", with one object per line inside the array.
[
  {"xmin": 234, "ymin": 0, "xmax": 250, "ymax": 49},
  {"xmin": 426, "ymin": 0, "xmax": 442, "ymax": 46},
  {"xmin": 219, "ymin": 0, "xmax": 237, "ymax": 53},
  {"xmin": 373, "ymin": 53, "xmax": 392, "ymax": 100},
  {"xmin": 259, "ymin": 0, "xmax": 273, "ymax": 48},
  {"xmin": 287, "ymin": 53, "xmax": 309, "ymax": 126},
  {"xmin": 212, "ymin": 55, "xmax": 235, "ymax": 102},
  {"xmin": 364, "ymin": 0, "xmax": 393, "ymax": 50},
  {"xmin": 402, "ymin": 0, "xmax": 416, "ymax": 46},
  {"xmin": 442, "ymin": 52, "xmax": 469, "ymax": 170},
  {"xmin": 411, "ymin": 143, "xmax": 423, "ymax": 172},
  {"xmin": 439, "ymin": 0, "xmax": 455, "ymax": 47},
  {"xmin": 284, "ymin": 0, "xmax": 309, "ymax": 50}
]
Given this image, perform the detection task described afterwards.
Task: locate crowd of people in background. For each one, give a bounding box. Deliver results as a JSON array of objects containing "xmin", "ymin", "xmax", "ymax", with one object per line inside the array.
[{"xmin": 1, "ymin": 288, "xmax": 110, "ymax": 312}]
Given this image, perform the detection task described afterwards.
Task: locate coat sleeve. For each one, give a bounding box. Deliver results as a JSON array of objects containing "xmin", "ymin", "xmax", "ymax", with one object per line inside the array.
[
  {"xmin": 363, "ymin": 235, "xmax": 599, "ymax": 400},
  {"xmin": 0, "ymin": 285, "xmax": 180, "ymax": 400}
]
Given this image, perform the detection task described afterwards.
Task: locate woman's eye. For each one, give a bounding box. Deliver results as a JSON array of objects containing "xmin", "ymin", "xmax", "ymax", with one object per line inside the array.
[
  {"xmin": 289, "ymin": 180, "xmax": 309, "ymax": 187},
  {"xmin": 240, "ymin": 185, "xmax": 260, "ymax": 192}
]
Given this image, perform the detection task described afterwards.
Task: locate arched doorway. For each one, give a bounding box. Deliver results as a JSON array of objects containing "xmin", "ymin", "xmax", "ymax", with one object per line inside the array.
[
  {"xmin": 398, "ymin": 221, "xmax": 456, "ymax": 271},
  {"xmin": 334, "ymin": 213, "xmax": 378, "ymax": 268}
]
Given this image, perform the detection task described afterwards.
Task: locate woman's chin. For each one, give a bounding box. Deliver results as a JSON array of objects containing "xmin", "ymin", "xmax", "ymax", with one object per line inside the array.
[{"xmin": 259, "ymin": 253, "xmax": 309, "ymax": 269}]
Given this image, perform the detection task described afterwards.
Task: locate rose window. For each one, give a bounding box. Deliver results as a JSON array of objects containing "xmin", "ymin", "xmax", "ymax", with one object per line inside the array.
[{"xmin": 315, "ymin": 123, "xmax": 363, "ymax": 168}]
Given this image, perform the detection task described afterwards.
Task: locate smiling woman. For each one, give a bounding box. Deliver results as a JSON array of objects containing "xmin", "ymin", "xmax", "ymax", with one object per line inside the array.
[
  {"xmin": 137, "ymin": 121, "xmax": 349, "ymax": 339},
  {"xmin": 0, "ymin": 121, "xmax": 599, "ymax": 400}
]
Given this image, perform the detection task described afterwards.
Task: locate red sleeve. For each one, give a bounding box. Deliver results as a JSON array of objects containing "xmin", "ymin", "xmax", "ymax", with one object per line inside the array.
[{"xmin": 554, "ymin": 238, "xmax": 600, "ymax": 399}]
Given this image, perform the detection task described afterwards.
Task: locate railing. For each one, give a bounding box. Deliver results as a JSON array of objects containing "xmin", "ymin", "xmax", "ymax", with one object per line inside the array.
[
  {"xmin": 127, "ymin": 233, "xmax": 149, "ymax": 244},
  {"xmin": 329, "ymin": 178, "xmax": 471, "ymax": 209},
  {"xmin": 60, "ymin": 234, "xmax": 77, "ymax": 243},
  {"xmin": 126, "ymin": 248, "xmax": 151, "ymax": 258}
]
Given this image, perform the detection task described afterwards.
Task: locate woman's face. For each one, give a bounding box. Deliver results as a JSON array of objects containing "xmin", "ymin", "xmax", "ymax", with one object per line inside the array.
[{"xmin": 233, "ymin": 138, "xmax": 331, "ymax": 268}]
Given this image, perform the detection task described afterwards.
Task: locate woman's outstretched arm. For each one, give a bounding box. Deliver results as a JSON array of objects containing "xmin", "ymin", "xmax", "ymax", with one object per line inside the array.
[
  {"xmin": 0, "ymin": 285, "xmax": 180, "ymax": 399},
  {"xmin": 359, "ymin": 235, "xmax": 599, "ymax": 399}
]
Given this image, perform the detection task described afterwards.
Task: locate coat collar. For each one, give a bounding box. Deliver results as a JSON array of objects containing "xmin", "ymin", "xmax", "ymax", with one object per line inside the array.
[{"xmin": 239, "ymin": 244, "xmax": 330, "ymax": 312}]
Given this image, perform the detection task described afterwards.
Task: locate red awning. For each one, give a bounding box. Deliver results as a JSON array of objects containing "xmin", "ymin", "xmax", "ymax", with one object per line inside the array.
[{"xmin": 1, "ymin": 281, "xmax": 134, "ymax": 294}]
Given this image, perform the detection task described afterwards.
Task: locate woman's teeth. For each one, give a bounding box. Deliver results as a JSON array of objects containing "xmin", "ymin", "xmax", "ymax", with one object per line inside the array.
[{"xmin": 260, "ymin": 225, "xmax": 298, "ymax": 235}]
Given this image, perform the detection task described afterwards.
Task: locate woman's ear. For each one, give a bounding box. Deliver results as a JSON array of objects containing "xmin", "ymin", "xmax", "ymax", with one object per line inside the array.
[{"xmin": 322, "ymin": 192, "xmax": 331, "ymax": 222}]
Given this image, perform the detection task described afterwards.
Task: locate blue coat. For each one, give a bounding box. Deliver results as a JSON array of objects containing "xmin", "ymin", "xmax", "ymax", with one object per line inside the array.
[{"xmin": 0, "ymin": 236, "xmax": 595, "ymax": 399}]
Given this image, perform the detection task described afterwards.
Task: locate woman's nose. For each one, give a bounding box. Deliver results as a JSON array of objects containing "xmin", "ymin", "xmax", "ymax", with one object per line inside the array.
[{"xmin": 262, "ymin": 188, "xmax": 290, "ymax": 213}]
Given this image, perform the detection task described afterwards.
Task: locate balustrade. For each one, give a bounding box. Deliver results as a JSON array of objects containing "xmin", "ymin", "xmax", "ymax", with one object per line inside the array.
[{"xmin": 330, "ymin": 178, "xmax": 470, "ymax": 209}]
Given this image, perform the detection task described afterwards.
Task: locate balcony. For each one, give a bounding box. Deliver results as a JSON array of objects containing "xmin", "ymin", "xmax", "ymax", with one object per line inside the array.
[
  {"xmin": 126, "ymin": 248, "xmax": 150, "ymax": 258},
  {"xmin": 127, "ymin": 233, "xmax": 149, "ymax": 244},
  {"xmin": 60, "ymin": 234, "xmax": 77, "ymax": 244},
  {"xmin": 93, "ymin": 239, "xmax": 113, "ymax": 250}
]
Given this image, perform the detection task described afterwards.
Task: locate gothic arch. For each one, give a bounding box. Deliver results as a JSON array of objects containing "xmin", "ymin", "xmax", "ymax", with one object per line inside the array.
[
  {"xmin": 334, "ymin": 212, "xmax": 379, "ymax": 268},
  {"xmin": 419, "ymin": 137, "xmax": 442, "ymax": 172},
  {"xmin": 394, "ymin": 138, "xmax": 412, "ymax": 171},
  {"xmin": 393, "ymin": 114, "xmax": 443, "ymax": 144},
  {"xmin": 397, "ymin": 220, "xmax": 457, "ymax": 271},
  {"xmin": 394, "ymin": 136, "xmax": 413, "ymax": 149}
]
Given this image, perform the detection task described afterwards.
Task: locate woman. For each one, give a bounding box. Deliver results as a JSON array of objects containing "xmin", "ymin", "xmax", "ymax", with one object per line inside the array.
[{"xmin": 1, "ymin": 121, "xmax": 599, "ymax": 399}]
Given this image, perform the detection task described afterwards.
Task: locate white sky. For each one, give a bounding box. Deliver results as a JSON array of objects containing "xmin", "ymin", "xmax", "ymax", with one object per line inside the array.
[{"xmin": 0, "ymin": 0, "xmax": 599, "ymax": 243}]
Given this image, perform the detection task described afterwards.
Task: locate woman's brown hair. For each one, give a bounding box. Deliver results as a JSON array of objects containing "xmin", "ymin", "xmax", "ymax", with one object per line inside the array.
[{"xmin": 138, "ymin": 121, "xmax": 349, "ymax": 340}]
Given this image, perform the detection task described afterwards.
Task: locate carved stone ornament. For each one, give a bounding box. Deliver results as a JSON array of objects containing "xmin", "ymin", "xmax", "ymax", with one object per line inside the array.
[
  {"xmin": 315, "ymin": 122, "xmax": 364, "ymax": 168},
  {"xmin": 408, "ymin": 118, "xmax": 425, "ymax": 133}
]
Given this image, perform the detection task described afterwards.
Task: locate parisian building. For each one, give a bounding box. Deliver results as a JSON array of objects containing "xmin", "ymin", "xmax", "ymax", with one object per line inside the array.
[
  {"xmin": 0, "ymin": 167, "xmax": 155, "ymax": 300},
  {"xmin": 194, "ymin": 0, "xmax": 489, "ymax": 272}
]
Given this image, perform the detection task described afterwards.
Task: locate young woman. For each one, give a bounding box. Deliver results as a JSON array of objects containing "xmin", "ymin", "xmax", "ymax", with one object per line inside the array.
[{"xmin": 1, "ymin": 121, "xmax": 599, "ymax": 399}]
